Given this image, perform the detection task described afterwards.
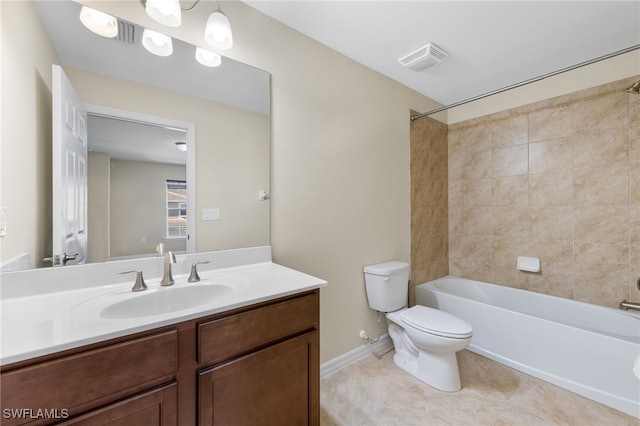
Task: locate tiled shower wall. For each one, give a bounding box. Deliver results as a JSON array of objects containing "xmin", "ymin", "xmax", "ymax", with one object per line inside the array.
[
  {"xmin": 445, "ymin": 76, "xmax": 640, "ymax": 308},
  {"xmin": 410, "ymin": 112, "xmax": 449, "ymax": 306}
]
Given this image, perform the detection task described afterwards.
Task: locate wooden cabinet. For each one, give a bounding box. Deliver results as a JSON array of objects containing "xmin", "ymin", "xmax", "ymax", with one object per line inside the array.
[
  {"xmin": 0, "ymin": 330, "xmax": 178, "ymax": 426},
  {"xmin": 0, "ymin": 290, "xmax": 320, "ymax": 425},
  {"xmin": 59, "ymin": 382, "xmax": 177, "ymax": 426}
]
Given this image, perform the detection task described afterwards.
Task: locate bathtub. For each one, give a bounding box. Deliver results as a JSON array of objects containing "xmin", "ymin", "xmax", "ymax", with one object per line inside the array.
[{"xmin": 415, "ymin": 276, "xmax": 640, "ymax": 418}]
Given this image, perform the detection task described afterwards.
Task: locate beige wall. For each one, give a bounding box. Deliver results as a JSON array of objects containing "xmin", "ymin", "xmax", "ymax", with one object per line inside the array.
[
  {"xmin": 447, "ymin": 76, "xmax": 640, "ymax": 308},
  {"xmin": 87, "ymin": 151, "xmax": 110, "ymax": 263},
  {"xmin": 110, "ymin": 159, "xmax": 186, "ymax": 258},
  {"xmin": 0, "ymin": 1, "xmax": 59, "ymax": 268}
]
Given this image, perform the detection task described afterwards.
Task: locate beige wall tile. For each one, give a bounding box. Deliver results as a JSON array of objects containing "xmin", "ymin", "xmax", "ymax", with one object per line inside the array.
[
  {"xmin": 462, "ymin": 177, "xmax": 492, "ymax": 208},
  {"xmin": 630, "ymin": 245, "xmax": 640, "ymax": 298},
  {"xmin": 573, "ymin": 128, "xmax": 628, "ymax": 171},
  {"xmin": 573, "ymin": 167, "xmax": 628, "ymax": 206},
  {"xmin": 410, "ymin": 115, "xmax": 449, "ymax": 300},
  {"xmin": 492, "ymin": 206, "xmax": 529, "ymax": 237},
  {"xmin": 491, "ymin": 114, "xmax": 528, "ymax": 147},
  {"xmin": 574, "ymin": 242, "xmax": 628, "ymax": 282},
  {"xmin": 574, "ymin": 278, "xmax": 628, "ymax": 308},
  {"xmin": 527, "ymin": 274, "xmax": 574, "ymax": 299},
  {"xmin": 529, "ymin": 207, "xmax": 573, "ymax": 241},
  {"xmin": 529, "ymin": 105, "xmax": 572, "ymax": 142},
  {"xmin": 462, "ymin": 206, "xmax": 493, "ymax": 235},
  {"xmin": 631, "ymin": 206, "xmax": 640, "ymax": 247},
  {"xmin": 574, "ymin": 206, "xmax": 629, "ymax": 245},
  {"xmin": 492, "ymin": 175, "xmax": 528, "ymax": 207},
  {"xmin": 462, "ymin": 149, "xmax": 492, "ymax": 181},
  {"xmin": 529, "ymin": 239, "xmax": 574, "ymax": 276},
  {"xmin": 528, "ymin": 170, "xmax": 572, "ymax": 207},
  {"xmin": 572, "ymin": 91, "xmax": 629, "ymax": 133},
  {"xmin": 492, "ymin": 145, "xmax": 528, "ymax": 177},
  {"xmin": 441, "ymin": 76, "xmax": 637, "ymax": 311},
  {"xmin": 529, "ymin": 138, "xmax": 572, "ymax": 174}
]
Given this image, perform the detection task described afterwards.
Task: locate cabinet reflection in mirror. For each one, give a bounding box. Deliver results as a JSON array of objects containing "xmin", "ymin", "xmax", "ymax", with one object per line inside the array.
[{"xmin": 0, "ymin": 0, "xmax": 270, "ymax": 271}]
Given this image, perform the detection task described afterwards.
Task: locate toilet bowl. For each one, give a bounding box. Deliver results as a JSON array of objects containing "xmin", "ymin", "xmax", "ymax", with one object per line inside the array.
[
  {"xmin": 363, "ymin": 261, "xmax": 472, "ymax": 392},
  {"xmin": 386, "ymin": 305, "xmax": 472, "ymax": 392}
]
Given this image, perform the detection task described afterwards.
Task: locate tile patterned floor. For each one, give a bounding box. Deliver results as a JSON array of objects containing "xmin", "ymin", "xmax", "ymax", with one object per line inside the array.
[{"xmin": 320, "ymin": 349, "xmax": 640, "ymax": 426}]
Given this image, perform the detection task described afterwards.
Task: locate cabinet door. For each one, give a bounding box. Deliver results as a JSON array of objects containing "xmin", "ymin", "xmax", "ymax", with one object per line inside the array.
[
  {"xmin": 60, "ymin": 382, "xmax": 177, "ymax": 425},
  {"xmin": 198, "ymin": 332, "xmax": 319, "ymax": 426}
]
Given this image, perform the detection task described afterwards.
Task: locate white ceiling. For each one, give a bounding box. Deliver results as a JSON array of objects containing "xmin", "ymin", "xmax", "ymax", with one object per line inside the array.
[{"xmin": 244, "ymin": 1, "xmax": 640, "ymax": 107}]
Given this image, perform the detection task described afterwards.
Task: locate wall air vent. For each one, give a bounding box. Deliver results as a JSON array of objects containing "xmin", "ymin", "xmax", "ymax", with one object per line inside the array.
[{"xmin": 398, "ymin": 42, "xmax": 448, "ymax": 71}]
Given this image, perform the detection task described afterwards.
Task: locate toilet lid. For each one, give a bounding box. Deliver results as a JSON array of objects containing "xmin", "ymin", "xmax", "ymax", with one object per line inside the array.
[{"xmin": 399, "ymin": 306, "xmax": 472, "ymax": 338}]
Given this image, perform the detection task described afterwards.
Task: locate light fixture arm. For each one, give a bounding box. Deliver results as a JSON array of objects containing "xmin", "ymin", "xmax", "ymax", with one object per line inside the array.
[{"xmin": 141, "ymin": 0, "xmax": 224, "ymax": 13}]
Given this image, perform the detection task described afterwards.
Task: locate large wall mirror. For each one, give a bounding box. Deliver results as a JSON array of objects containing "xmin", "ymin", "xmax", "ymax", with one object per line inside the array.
[{"xmin": 0, "ymin": 0, "xmax": 270, "ymax": 271}]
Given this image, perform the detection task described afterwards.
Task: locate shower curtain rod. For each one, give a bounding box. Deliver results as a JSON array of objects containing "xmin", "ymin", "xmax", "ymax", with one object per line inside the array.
[{"xmin": 410, "ymin": 44, "xmax": 640, "ymax": 121}]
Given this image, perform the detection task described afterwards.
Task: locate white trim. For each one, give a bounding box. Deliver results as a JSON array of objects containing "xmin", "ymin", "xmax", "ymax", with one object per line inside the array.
[{"xmin": 320, "ymin": 334, "xmax": 392, "ymax": 380}]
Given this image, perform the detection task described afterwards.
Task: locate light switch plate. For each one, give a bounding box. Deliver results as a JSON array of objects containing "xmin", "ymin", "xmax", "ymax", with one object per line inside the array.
[{"xmin": 202, "ymin": 208, "xmax": 220, "ymax": 221}]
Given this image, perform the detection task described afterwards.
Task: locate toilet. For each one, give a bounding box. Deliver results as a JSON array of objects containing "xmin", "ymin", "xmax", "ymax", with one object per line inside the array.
[{"xmin": 364, "ymin": 261, "xmax": 472, "ymax": 392}]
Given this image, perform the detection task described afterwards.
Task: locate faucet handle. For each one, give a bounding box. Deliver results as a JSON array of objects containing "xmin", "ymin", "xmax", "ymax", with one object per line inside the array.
[
  {"xmin": 188, "ymin": 261, "xmax": 210, "ymax": 283},
  {"xmin": 119, "ymin": 269, "xmax": 148, "ymax": 292}
]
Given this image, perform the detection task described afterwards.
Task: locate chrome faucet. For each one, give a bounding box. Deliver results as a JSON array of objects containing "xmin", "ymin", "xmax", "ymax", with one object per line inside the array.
[
  {"xmin": 188, "ymin": 261, "xmax": 210, "ymax": 282},
  {"xmin": 119, "ymin": 269, "xmax": 147, "ymax": 292},
  {"xmin": 156, "ymin": 243, "xmax": 176, "ymax": 286},
  {"xmin": 619, "ymin": 300, "xmax": 640, "ymax": 311}
]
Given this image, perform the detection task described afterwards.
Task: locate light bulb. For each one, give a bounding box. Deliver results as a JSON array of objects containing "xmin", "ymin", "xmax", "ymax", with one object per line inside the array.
[
  {"xmin": 195, "ymin": 47, "xmax": 222, "ymax": 67},
  {"xmin": 79, "ymin": 6, "xmax": 118, "ymax": 38},
  {"xmin": 142, "ymin": 28, "xmax": 173, "ymax": 57},
  {"xmin": 145, "ymin": 0, "xmax": 181, "ymax": 27},
  {"xmin": 204, "ymin": 11, "xmax": 233, "ymax": 50}
]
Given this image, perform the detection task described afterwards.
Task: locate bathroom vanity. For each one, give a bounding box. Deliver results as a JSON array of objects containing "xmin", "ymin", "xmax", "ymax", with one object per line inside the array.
[{"xmin": 0, "ymin": 247, "xmax": 326, "ymax": 425}]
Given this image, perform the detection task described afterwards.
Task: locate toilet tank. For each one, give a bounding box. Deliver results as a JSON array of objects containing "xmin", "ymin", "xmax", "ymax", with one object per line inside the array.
[{"xmin": 363, "ymin": 261, "xmax": 410, "ymax": 312}]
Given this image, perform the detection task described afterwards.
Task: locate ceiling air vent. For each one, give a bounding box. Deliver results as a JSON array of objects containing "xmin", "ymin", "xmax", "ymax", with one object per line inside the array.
[
  {"xmin": 116, "ymin": 21, "xmax": 136, "ymax": 45},
  {"xmin": 398, "ymin": 42, "xmax": 448, "ymax": 71}
]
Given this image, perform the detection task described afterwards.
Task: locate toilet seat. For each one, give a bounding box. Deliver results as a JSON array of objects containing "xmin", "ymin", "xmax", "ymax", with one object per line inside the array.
[{"xmin": 399, "ymin": 306, "xmax": 472, "ymax": 339}]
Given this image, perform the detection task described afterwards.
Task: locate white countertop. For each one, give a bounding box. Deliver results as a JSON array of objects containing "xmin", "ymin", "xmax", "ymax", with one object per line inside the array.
[{"xmin": 1, "ymin": 259, "xmax": 326, "ymax": 366}]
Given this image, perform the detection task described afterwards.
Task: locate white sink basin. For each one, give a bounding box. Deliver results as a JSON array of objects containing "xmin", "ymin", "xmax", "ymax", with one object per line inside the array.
[
  {"xmin": 101, "ymin": 284, "xmax": 232, "ymax": 319},
  {"xmin": 72, "ymin": 277, "xmax": 250, "ymax": 320}
]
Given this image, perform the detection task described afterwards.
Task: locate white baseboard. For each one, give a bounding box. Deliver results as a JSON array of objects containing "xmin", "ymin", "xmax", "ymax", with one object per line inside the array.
[{"xmin": 320, "ymin": 334, "xmax": 392, "ymax": 380}]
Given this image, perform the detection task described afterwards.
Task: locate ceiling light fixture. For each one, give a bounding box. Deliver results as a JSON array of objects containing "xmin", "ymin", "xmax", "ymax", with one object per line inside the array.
[
  {"xmin": 142, "ymin": 28, "xmax": 173, "ymax": 56},
  {"xmin": 175, "ymin": 141, "xmax": 187, "ymax": 152},
  {"xmin": 144, "ymin": 0, "xmax": 181, "ymax": 27},
  {"xmin": 142, "ymin": 0, "xmax": 233, "ymax": 50},
  {"xmin": 195, "ymin": 47, "xmax": 222, "ymax": 67},
  {"xmin": 79, "ymin": 6, "xmax": 118, "ymax": 38}
]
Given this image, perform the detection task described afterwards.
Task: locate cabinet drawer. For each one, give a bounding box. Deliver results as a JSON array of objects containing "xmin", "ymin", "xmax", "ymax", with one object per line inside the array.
[
  {"xmin": 1, "ymin": 330, "xmax": 177, "ymax": 425},
  {"xmin": 198, "ymin": 291, "xmax": 318, "ymax": 366},
  {"xmin": 61, "ymin": 381, "xmax": 177, "ymax": 425}
]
